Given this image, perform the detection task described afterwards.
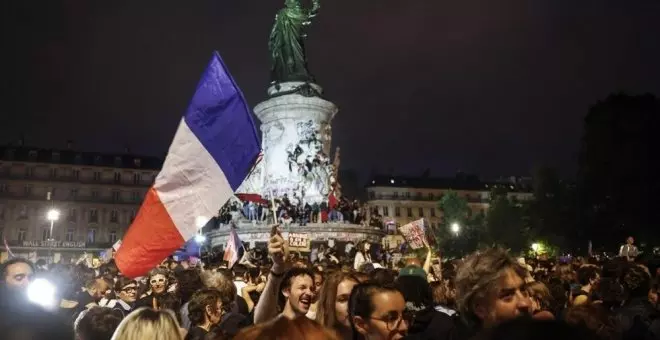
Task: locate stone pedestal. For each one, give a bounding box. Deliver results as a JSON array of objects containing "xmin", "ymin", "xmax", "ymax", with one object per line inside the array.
[
  {"xmin": 238, "ymin": 82, "xmax": 338, "ymax": 206},
  {"xmin": 207, "ymin": 222, "xmax": 385, "ymax": 249}
]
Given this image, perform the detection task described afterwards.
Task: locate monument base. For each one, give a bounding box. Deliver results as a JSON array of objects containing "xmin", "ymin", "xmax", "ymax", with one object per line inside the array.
[
  {"xmin": 237, "ymin": 82, "xmax": 338, "ymax": 206},
  {"xmin": 207, "ymin": 221, "xmax": 384, "ymax": 250}
]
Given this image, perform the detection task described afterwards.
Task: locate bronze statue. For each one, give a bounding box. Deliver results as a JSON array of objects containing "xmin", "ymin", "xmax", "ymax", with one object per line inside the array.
[{"xmin": 269, "ymin": 0, "xmax": 320, "ymax": 84}]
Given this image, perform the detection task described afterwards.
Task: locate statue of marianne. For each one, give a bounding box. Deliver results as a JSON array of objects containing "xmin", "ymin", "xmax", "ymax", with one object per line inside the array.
[{"xmin": 268, "ymin": 0, "xmax": 320, "ymax": 84}]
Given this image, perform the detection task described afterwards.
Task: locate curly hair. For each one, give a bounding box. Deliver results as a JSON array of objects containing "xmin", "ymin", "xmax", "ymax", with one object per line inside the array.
[
  {"xmin": 187, "ymin": 289, "xmax": 221, "ymax": 326},
  {"xmin": 455, "ymin": 247, "xmax": 527, "ymax": 326},
  {"xmin": 75, "ymin": 306, "xmax": 123, "ymax": 340},
  {"xmin": 621, "ymin": 264, "xmax": 651, "ymax": 299}
]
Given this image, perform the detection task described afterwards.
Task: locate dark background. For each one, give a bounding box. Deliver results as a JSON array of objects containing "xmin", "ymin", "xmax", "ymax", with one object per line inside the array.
[{"xmin": 2, "ymin": 0, "xmax": 660, "ymax": 180}]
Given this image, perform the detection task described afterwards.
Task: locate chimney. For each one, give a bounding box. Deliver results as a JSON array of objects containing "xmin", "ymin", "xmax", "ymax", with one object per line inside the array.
[{"xmin": 66, "ymin": 140, "xmax": 74, "ymax": 150}]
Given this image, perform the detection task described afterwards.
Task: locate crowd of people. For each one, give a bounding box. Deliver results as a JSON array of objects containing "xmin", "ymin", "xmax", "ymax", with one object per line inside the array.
[
  {"xmin": 1, "ymin": 232, "xmax": 660, "ymax": 340},
  {"xmin": 217, "ymin": 195, "xmax": 369, "ymax": 227}
]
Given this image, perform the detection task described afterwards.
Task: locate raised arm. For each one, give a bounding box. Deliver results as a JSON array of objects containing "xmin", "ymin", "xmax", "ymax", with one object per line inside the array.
[
  {"xmin": 253, "ymin": 231, "xmax": 290, "ymax": 324},
  {"xmin": 309, "ymin": 0, "xmax": 320, "ymax": 18}
]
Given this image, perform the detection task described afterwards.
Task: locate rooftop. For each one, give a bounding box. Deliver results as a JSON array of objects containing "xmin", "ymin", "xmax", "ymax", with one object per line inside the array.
[
  {"xmin": 366, "ymin": 174, "xmax": 532, "ymax": 192},
  {"xmin": 0, "ymin": 145, "xmax": 163, "ymax": 170}
]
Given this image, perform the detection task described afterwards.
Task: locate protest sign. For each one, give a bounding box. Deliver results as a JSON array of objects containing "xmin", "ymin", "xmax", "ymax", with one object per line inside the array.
[
  {"xmin": 288, "ymin": 233, "xmax": 310, "ymax": 251},
  {"xmin": 398, "ymin": 219, "xmax": 426, "ymax": 249}
]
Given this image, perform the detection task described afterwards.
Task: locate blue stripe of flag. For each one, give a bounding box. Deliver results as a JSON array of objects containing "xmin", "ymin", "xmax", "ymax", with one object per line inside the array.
[{"xmin": 183, "ymin": 51, "xmax": 261, "ymax": 191}]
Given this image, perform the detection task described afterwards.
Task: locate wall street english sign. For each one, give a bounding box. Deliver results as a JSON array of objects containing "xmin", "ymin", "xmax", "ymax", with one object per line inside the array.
[{"xmin": 21, "ymin": 240, "xmax": 86, "ymax": 248}]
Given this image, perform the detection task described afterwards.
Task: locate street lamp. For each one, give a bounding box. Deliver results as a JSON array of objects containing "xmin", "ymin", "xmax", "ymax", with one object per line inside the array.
[
  {"xmin": 46, "ymin": 209, "xmax": 60, "ymax": 264},
  {"xmin": 46, "ymin": 209, "xmax": 60, "ymax": 239},
  {"xmin": 450, "ymin": 222, "xmax": 460, "ymax": 235},
  {"xmin": 194, "ymin": 234, "xmax": 206, "ymax": 243},
  {"xmin": 531, "ymin": 243, "xmax": 540, "ymax": 252}
]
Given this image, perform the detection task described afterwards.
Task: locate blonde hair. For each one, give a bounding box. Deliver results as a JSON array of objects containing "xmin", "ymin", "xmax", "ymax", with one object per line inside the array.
[{"xmin": 111, "ymin": 307, "xmax": 183, "ymax": 340}]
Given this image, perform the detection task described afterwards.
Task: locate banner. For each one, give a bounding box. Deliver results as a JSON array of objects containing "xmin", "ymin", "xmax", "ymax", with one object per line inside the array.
[
  {"xmin": 398, "ymin": 219, "xmax": 426, "ymax": 249},
  {"xmin": 21, "ymin": 240, "xmax": 86, "ymax": 248},
  {"xmin": 288, "ymin": 232, "xmax": 310, "ymax": 251}
]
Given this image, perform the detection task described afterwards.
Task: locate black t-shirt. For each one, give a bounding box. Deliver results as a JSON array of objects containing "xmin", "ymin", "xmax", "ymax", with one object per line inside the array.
[{"xmin": 185, "ymin": 326, "xmax": 208, "ymax": 340}]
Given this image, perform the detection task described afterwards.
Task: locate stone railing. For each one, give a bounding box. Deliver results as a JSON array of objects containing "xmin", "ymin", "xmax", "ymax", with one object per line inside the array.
[{"xmin": 206, "ymin": 221, "xmax": 385, "ymax": 247}]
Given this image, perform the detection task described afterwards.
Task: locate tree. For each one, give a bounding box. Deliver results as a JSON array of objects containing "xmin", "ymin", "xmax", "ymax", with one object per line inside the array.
[
  {"xmin": 435, "ymin": 190, "xmax": 481, "ymax": 257},
  {"xmin": 526, "ymin": 167, "xmax": 579, "ymax": 252},
  {"xmin": 485, "ymin": 187, "xmax": 530, "ymax": 254},
  {"xmin": 578, "ymin": 93, "xmax": 660, "ymax": 249}
]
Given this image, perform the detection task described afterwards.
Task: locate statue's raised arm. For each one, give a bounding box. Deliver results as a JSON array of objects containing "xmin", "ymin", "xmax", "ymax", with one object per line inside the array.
[
  {"xmin": 309, "ymin": 0, "xmax": 320, "ymax": 18},
  {"xmin": 268, "ymin": 0, "xmax": 321, "ymax": 85}
]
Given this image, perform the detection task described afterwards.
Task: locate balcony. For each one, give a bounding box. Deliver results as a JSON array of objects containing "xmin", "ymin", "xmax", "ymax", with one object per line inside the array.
[
  {"xmin": 0, "ymin": 172, "xmax": 151, "ymax": 188},
  {"xmin": 0, "ymin": 191, "xmax": 141, "ymax": 205},
  {"xmin": 367, "ymin": 194, "xmax": 489, "ymax": 204}
]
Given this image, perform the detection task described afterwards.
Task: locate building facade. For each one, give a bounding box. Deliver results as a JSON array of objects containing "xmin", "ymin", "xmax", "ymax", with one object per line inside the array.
[
  {"xmin": 0, "ymin": 145, "xmax": 161, "ymax": 263},
  {"xmin": 366, "ymin": 175, "xmax": 534, "ymax": 248}
]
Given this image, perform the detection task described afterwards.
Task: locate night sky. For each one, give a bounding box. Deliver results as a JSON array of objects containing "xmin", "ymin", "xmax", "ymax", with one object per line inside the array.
[{"xmin": 2, "ymin": 0, "xmax": 660, "ymax": 180}]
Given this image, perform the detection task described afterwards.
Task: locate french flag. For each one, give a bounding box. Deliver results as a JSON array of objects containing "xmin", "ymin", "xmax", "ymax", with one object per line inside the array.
[
  {"xmin": 115, "ymin": 52, "xmax": 261, "ymax": 278},
  {"xmin": 223, "ymin": 226, "xmax": 243, "ymax": 268}
]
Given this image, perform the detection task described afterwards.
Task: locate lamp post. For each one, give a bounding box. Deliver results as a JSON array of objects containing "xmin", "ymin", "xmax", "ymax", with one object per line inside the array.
[
  {"xmin": 46, "ymin": 209, "xmax": 60, "ymax": 263},
  {"xmin": 450, "ymin": 222, "xmax": 461, "ymax": 235}
]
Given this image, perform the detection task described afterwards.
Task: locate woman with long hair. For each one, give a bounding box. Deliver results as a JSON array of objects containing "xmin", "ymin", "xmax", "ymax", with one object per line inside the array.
[
  {"xmin": 353, "ymin": 241, "xmax": 372, "ymax": 271},
  {"xmin": 316, "ymin": 271, "xmax": 360, "ymax": 339}
]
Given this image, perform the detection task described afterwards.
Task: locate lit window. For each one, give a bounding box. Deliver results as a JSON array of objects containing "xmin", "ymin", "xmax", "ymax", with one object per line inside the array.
[
  {"xmin": 390, "ymin": 179, "xmax": 395, "ymax": 184},
  {"xmin": 18, "ymin": 228, "xmax": 27, "ymax": 241},
  {"xmin": 87, "ymin": 228, "xmax": 96, "ymax": 243},
  {"xmin": 66, "ymin": 228, "xmax": 75, "ymax": 242},
  {"xmin": 42, "ymin": 228, "xmax": 51, "ymax": 241}
]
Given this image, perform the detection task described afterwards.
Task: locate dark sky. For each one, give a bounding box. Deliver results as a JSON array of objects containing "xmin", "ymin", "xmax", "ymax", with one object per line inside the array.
[{"xmin": 2, "ymin": 0, "xmax": 660, "ymax": 180}]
